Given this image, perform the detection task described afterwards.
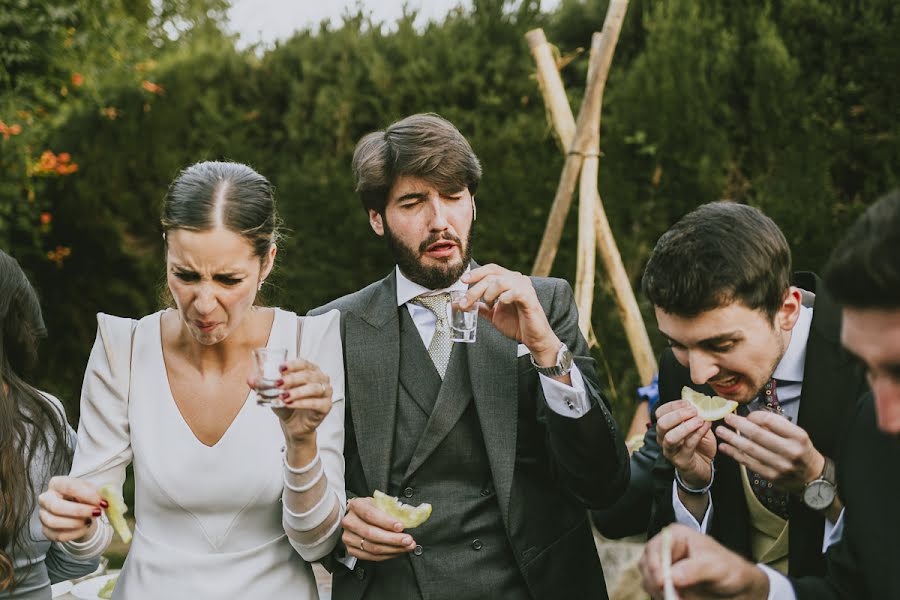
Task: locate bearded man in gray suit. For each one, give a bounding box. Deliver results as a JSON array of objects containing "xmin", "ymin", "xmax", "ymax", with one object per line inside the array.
[{"xmin": 311, "ymin": 113, "xmax": 629, "ymax": 600}]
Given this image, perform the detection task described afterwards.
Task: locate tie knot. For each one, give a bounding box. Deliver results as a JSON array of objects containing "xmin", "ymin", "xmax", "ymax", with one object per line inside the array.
[{"xmin": 413, "ymin": 293, "xmax": 451, "ymax": 321}]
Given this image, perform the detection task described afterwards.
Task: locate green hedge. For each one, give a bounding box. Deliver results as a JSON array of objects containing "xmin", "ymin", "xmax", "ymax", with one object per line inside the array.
[{"xmin": 3, "ymin": 0, "xmax": 897, "ymax": 427}]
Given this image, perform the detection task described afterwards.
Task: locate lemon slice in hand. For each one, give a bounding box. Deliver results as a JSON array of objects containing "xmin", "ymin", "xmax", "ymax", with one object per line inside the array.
[
  {"xmin": 373, "ymin": 490, "xmax": 432, "ymax": 529},
  {"xmin": 99, "ymin": 484, "xmax": 132, "ymax": 544},
  {"xmin": 682, "ymin": 386, "xmax": 738, "ymax": 421}
]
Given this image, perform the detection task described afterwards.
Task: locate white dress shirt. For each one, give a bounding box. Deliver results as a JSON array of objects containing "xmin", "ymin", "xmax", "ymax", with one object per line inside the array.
[
  {"xmin": 672, "ymin": 305, "xmax": 843, "ymax": 552},
  {"xmin": 395, "ymin": 266, "xmax": 590, "ymax": 417}
]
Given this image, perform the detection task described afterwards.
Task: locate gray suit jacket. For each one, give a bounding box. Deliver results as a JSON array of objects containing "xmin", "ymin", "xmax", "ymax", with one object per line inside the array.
[{"xmin": 311, "ymin": 269, "xmax": 629, "ymax": 599}]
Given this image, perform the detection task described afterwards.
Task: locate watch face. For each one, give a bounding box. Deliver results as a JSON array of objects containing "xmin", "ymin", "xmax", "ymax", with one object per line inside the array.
[
  {"xmin": 560, "ymin": 347, "xmax": 574, "ymax": 369},
  {"xmin": 803, "ymin": 480, "xmax": 836, "ymax": 511}
]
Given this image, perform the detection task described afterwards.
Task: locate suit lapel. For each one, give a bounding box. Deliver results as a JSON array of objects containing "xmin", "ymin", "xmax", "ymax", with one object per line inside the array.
[
  {"xmin": 469, "ymin": 322, "xmax": 518, "ymax": 525},
  {"xmin": 794, "ymin": 274, "xmax": 860, "ymax": 456},
  {"xmin": 402, "ymin": 343, "xmax": 471, "ymax": 479},
  {"xmin": 398, "ymin": 307, "xmax": 442, "ymax": 416},
  {"xmin": 346, "ymin": 273, "xmax": 400, "ymax": 494}
]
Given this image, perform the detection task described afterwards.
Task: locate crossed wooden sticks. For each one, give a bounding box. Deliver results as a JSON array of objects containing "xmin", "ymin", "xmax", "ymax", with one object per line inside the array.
[{"xmin": 527, "ymin": 0, "xmax": 657, "ymax": 387}]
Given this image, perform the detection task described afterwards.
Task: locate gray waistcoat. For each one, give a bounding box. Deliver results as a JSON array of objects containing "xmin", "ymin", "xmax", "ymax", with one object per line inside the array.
[{"xmin": 364, "ymin": 309, "xmax": 529, "ymax": 600}]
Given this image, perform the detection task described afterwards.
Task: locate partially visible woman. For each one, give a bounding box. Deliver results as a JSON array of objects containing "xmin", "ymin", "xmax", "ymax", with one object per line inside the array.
[
  {"xmin": 0, "ymin": 251, "xmax": 99, "ymax": 598},
  {"xmin": 38, "ymin": 161, "xmax": 346, "ymax": 599}
]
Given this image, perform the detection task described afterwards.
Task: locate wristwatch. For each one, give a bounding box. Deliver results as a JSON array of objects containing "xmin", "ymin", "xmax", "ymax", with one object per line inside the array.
[
  {"xmin": 802, "ymin": 457, "xmax": 837, "ymax": 511},
  {"xmin": 530, "ymin": 343, "xmax": 574, "ymax": 377}
]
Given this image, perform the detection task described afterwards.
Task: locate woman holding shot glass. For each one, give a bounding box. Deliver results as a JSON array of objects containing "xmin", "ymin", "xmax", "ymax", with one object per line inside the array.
[{"xmin": 38, "ymin": 162, "xmax": 345, "ymax": 599}]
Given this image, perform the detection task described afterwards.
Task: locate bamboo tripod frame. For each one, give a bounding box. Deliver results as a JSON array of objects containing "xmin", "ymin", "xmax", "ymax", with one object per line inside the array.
[{"xmin": 526, "ymin": 0, "xmax": 657, "ymax": 386}]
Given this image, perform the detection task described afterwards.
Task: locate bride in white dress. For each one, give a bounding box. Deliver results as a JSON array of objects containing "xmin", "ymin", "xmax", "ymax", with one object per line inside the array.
[{"xmin": 38, "ymin": 161, "xmax": 345, "ymax": 599}]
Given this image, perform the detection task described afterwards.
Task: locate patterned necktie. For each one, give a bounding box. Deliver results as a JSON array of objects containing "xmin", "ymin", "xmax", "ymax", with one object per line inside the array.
[
  {"xmin": 413, "ymin": 293, "xmax": 452, "ymax": 379},
  {"xmin": 747, "ymin": 379, "xmax": 790, "ymax": 519}
]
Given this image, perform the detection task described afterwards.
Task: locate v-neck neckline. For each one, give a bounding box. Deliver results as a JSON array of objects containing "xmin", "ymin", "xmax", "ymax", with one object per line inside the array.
[{"xmin": 157, "ymin": 308, "xmax": 280, "ymax": 449}]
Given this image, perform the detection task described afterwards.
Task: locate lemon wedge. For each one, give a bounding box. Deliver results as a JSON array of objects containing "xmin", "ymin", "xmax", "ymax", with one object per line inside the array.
[
  {"xmin": 98, "ymin": 575, "xmax": 118, "ymax": 599},
  {"xmin": 373, "ymin": 490, "xmax": 432, "ymax": 529},
  {"xmin": 99, "ymin": 484, "xmax": 132, "ymax": 544},
  {"xmin": 682, "ymin": 386, "xmax": 738, "ymax": 421}
]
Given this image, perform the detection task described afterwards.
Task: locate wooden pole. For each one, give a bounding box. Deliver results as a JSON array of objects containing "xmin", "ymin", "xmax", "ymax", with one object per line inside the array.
[
  {"xmin": 525, "ymin": 29, "xmax": 576, "ymax": 154},
  {"xmin": 525, "ymin": 18, "xmax": 658, "ymax": 385},
  {"xmin": 575, "ymin": 34, "xmax": 601, "ymax": 337},
  {"xmin": 530, "ymin": 0, "xmax": 628, "ymax": 277},
  {"xmin": 593, "ymin": 193, "xmax": 657, "ymax": 386}
]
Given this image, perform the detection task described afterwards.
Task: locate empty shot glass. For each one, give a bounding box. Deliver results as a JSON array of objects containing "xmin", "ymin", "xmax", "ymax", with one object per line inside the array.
[
  {"xmin": 252, "ymin": 347, "xmax": 288, "ymax": 407},
  {"xmin": 447, "ymin": 289, "xmax": 478, "ymax": 343}
]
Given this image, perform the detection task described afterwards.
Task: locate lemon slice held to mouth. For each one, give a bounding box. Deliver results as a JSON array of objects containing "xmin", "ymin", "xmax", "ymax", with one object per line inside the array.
[
  {"xmin": 681, "ymin": 386, "xmax": 738, "ymax": 421},
  {"xmin": 99, "ymin": 484, "xmax": 132, "ymax": 544},
  {"xmin": 373, "ymin": 490, "xmax": 432, "ymax": 529}
]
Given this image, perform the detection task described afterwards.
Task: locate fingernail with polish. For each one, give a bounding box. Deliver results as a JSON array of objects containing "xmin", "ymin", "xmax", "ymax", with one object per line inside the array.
[
  {"xmin": 279, "ymin": 364, "xmax": 288, "ymax": 373},
  {"xmin": 92, "ymin": 508, "xmax": 102, "ymax": 517},
  {"xmin": 276, "ymin": 379, "xmax": 285, "ymax": 387},
  {"xmin": 99, "ymin": 500, "xmax": 109, "ymax": 509},
  {"xmin": 281, "ymin": 392, "xmax": 290, "ymax": 400}
]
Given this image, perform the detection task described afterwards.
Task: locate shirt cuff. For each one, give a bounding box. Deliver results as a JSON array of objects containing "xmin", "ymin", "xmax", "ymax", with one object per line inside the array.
[
  {"xmin": 337, "ymin": 553, "xmax": 358, "ymax": 570},
  {"xmin": 671, "ymin": 479, "xmax": 712, "ymax": 532},
  {"xmin": 759, "ymin": 564, "xmax": 797, "ymax": 600},
  {"xmin": 822, "ymin": 508, "xmax": 845, "ymax": 553},
  {"xmin": 540, "ymin": 364, "xmax": 589, "ymax": 417}
]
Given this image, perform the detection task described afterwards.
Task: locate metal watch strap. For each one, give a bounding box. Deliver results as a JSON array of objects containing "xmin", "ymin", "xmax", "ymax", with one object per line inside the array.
[{"xmin": 530, "ymin": 343, "xmax": 573, "ymax": 377}]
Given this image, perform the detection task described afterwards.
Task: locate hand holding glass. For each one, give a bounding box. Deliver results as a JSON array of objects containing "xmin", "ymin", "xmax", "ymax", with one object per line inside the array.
[
  {"xmin": 252, "ymin": 347, "xmax": 288, "ymax": 407},
  {"xmin": 447, "ymin": 290, "xmax": 478, "ymax": 343}
]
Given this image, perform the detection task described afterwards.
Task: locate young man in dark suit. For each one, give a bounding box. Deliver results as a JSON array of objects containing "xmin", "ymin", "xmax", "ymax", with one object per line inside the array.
[
  {"xmin": 639, "ymin": 190, "xmax": 900, "ymax": 599},
  {"xmin": 311, "ymin": 113, "xmax": 628, "ymax": 599},
  {"xmin": 642, "ymin": 202, "xmax": 867, "ymax": 577}
]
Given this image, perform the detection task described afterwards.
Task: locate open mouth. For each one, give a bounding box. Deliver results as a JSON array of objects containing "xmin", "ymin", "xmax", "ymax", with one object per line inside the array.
[
  {"xmin": 709, "ymin": 375, "xmax": 742, "ymax": 396},
  {"xmin": 424, "ymin": 240, "xmax": 458, "ymax": 258}
]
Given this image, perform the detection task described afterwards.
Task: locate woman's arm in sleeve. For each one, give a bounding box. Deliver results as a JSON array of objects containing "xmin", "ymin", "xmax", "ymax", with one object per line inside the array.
[
  {"xmin": 282, "ymin": 310, "xmax": 347, "ymax": 561},
  {"xmin": 41, "ymin": 396, "xmax": 102, "ymax": 581},
  {"xmin": 60, "ymin": 314, "xmax": 135, "ymax": 560}
]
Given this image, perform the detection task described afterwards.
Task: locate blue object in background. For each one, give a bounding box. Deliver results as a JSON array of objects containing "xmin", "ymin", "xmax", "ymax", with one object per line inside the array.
[{"xmin": 637, "ymin": 374, "xmax": 659, "ymax": 412}]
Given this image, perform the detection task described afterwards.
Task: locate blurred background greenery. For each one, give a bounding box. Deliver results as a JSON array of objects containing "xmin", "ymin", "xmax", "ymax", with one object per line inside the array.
[{"xmin": 2, "ymin": 0, "xmax": 898, "ymax": 439}]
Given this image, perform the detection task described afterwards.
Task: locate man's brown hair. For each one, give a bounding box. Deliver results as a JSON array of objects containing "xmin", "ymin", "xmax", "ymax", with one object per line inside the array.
[{"xmin": 352, "ymin": 113, "xmax": 482, "ymax": 213}]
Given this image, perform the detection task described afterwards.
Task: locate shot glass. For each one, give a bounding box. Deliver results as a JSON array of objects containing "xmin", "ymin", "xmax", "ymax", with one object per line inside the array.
[
  {"xmin": 447, "ymin": 290, "xmax": 478, "ymax": 343},
  {"xmin": 252, "ymin": 347, "xmax": 288, "ymax": 407}
]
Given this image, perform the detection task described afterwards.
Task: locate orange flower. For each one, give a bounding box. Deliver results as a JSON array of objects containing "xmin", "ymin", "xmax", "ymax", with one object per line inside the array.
[
  {"xmin": 58, "ymin": 152, "xmax": 71, "ymax": 163},
  {"xmin": 71, "ymin": 72, "xmax": 84, "ymax": 87},
  {"xmin": 47, "ymin": 246, "xmax": 72, "ymax": 268},
  {"xmin": 9, "ymin": 124, "xmax": 21, "ymax": 135},
  {"xmin": 38, "ymin": 151, "xmax": 57, "ymax": 172},
  {"xmin": 56, "ymin": 163, "xmax": 78, "ymax": 175},
  {"xmin": 40, "ymin": 212, "xmax": 52, "ymax": 225},
  {"xmin": 141, "ymin": 80, "xmax": 164, "ymax": 95}
]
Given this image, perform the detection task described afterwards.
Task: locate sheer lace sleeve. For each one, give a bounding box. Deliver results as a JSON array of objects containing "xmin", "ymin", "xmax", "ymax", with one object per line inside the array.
[{"xmin": 281, "ymin": 310, "xmax": 346, "ymax": 561}]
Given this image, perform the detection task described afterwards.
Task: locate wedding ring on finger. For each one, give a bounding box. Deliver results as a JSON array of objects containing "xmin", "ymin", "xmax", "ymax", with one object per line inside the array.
[{"xmin": 359, "ymin": 538, "xmax": 367, "ymax": 552}]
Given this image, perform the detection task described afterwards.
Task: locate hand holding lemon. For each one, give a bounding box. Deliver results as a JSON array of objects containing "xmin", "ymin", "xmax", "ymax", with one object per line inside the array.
[
  {"xmin": 340, "ymin": 493, "xmax": 427, "ymax": 561},
  {"xmin": 655, "ymin": 388, "xmax": 723, "ymax": 489}
]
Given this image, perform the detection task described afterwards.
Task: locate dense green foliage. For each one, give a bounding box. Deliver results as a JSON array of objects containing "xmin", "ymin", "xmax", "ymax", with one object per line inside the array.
[{"xmin": 2, "ymin": 0, "xmax": 898, "ymax": 427}]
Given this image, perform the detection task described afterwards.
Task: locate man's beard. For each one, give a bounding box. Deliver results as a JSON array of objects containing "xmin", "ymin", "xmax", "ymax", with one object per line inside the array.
[
  {"xmin": 750, "ymin": 333, "xmax": 789, "ymax": 403},
  {"xmin": 383, "ymin": 218, "xmax": 475, "ymax": 290}
]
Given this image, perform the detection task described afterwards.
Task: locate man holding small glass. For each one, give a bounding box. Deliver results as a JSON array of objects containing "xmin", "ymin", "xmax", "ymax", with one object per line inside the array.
[{"xmin": 311, "ymin": 113, "xmax": 629, "ymax": 600}]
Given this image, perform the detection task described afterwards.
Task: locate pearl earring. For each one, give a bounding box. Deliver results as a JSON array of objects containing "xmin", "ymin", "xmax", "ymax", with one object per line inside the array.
[{"xmin": 258, "ymin": 281, "xmax": 264, "ymax": 291}]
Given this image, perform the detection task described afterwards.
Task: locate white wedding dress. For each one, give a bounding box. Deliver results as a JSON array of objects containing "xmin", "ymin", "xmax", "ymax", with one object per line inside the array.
[{"xmin": 64, "ymin": 308, "xmax": 345, "ymax": 599}]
